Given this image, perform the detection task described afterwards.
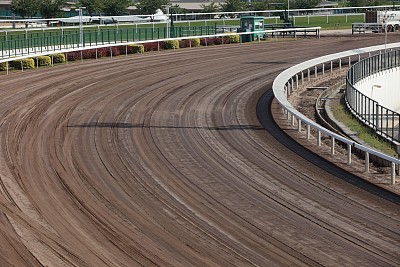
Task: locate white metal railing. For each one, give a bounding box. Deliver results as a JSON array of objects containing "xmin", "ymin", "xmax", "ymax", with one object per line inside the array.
[
  {"xmin": 0, "ymin": 27, "xmax": 320, "ymax": 60},
  {"xmin": 272, "ymin": 42, "xmax": 400, "ymax": 185}
]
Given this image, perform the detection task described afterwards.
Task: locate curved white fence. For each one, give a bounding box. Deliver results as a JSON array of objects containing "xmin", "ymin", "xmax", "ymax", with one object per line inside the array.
[{"xmin": 272, "ymin": 42, "xmax": 400, "ymax": 185}]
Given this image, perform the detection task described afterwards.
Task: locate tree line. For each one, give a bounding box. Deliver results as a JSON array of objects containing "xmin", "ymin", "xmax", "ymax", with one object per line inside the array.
[
  {"xmin": 11, "ymin": 0, "xmax": 388, "ymax": 19},
  {"xmin": 10, "ymin": 0, "xmax": 135, "ymax": 19},
  {"xmin": 203, "ymin": 0, "xmax": 386, "ymax": 13}
]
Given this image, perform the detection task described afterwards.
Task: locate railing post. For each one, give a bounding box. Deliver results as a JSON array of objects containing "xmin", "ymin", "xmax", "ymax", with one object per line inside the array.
[
  {"xmin": 306, "ymin": 124, "xmax": 310, "ymax": 139},
  {"xmin": 322, "ymin": 63, "xmax": 325, "ymax": 75},
  {"xmin": 331, "ymin": 137, "xmax": 335, "ymax": 155},
  {"xmin": 317, "ymin": 130, "xmax": 321, "ymax": 146},
  {"xmin": 391, "ymin": 162, "xmax": 396, "ymax": 184},
  {"xmin": 376, "ymin": 103, "xmax": 380, "ymax": 133},
  {"xmin": 285, "ymin": 84, "xmax": 289, "ymax": 96},
  {"xmin": 347, "ymin": 143, "xmax": 352, "ymax": 164},
  {"xmin": 365, "ymin": 152, "xmax": 369, "ymax": 173},
  {"xmin": 291, "ymin": 114, "xmax": 295, "ymax": 126},
  {"xmin": 314, "ymin": 65, "xmax": 317, "ymax": 78},
  {"xmin": 330, "ymin": 61, "xmax": 333, "ymax": 73},
  {"xmin": 298, "ymin": 118, "xmax": 301, "ymax": 132}
]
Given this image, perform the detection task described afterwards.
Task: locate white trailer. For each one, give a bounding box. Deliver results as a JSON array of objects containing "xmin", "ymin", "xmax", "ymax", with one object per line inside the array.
[{"xmin": 366, "ymin": 10, "xmax": 400, "ymax": 32}]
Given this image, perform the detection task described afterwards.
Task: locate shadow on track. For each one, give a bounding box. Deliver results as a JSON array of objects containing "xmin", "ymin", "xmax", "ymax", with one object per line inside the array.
[
  {"xmin": 67, "ymin": 123, "xmax": 264, "ymax": 131},
  {"xmin": 257, "ymin": 89, "xmax": 400, "ymax": 205}
]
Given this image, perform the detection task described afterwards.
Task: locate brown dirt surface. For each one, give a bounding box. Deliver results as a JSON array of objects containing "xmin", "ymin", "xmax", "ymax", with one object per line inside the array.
[{"xmin": 0, "ymin": 35, "xmax": 399, "ymax": 266}]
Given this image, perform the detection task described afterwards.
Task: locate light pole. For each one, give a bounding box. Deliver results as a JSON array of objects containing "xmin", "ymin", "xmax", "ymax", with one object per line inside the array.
[
  {"xmin": 78, "ymin": 7, "xmax": 86, "ymax": 47},
  {"xmin": 384, "ymin": 11, "xmax": 388, "ymax": 52},
  {"xmin": 162, "ymin": 5, "xmax": 171, "ymax": 39}
]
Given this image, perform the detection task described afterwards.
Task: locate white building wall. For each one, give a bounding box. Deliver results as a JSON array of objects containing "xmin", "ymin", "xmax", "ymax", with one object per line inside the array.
[{"xmin": 354, "ymin": 66, "xmax": 400, "ymax": 112}]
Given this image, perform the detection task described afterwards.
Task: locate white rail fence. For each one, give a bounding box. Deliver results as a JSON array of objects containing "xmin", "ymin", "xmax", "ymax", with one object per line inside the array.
[
  {"xmin": 0, "ymin": 27, "xmax": 320, "ymax": 61},
  {"xmin": 272, "ymin": 42, "xmax": 400, "ymax": 185}
]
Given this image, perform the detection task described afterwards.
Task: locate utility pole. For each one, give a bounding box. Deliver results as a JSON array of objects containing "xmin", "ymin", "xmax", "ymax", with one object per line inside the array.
[
  {"xmin": 162, "ymin": 5, "xmax": 171, "ymax": 39},
  {"xmin": 79, "ymin": 7, "xmax": 86, "ymax": 47}
]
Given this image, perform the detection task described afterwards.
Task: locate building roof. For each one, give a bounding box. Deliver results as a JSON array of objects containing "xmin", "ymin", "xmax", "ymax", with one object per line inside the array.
[{"xmin": 317, "ymin": 1, "xmax": 339, "ymax": 8}]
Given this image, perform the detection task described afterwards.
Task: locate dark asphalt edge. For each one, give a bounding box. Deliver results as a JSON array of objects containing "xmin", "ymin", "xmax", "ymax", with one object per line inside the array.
[{"xmin": 256, "ymin": 89, "xmax": 400, "ymax": 205}]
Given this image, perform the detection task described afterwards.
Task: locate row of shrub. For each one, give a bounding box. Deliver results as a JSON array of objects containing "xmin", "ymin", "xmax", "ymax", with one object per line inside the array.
[
  {"xmin": 0, "ymin": 53, "xmax": 66, "ymax": 70},
  {"xmin": 0, "ymin": 35, "xmax": 240, "ymax": 70}
]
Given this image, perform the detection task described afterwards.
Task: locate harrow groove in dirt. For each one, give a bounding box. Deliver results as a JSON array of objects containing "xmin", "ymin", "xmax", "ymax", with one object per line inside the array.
[{"xmin": 0, "ymin": 36, "xmax": 398, "ymax": 266}]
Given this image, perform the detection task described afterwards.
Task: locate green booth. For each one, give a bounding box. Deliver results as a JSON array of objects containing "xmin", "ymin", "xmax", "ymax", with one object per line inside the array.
[{"xmin": 238, "ymin": 16, "xmax": 264, "ymax": 42}]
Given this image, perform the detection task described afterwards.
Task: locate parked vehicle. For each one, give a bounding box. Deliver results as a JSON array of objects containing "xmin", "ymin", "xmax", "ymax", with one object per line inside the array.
[{"xmin": 365, "ymin": 10, "xmax": 400, "ymax": 32}]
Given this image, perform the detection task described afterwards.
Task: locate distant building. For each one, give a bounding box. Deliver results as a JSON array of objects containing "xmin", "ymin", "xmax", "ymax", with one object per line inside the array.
[
  {"xmin": 317, "ymin": 1, "xmax": 339, "ymax": 9},
  {"xmin": 0, "ymin": 1, "xmax": 11, "ymax": 17}
]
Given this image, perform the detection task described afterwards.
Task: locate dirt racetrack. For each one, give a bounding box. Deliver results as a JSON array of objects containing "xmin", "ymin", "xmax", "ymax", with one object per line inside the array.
[{"xmin": 0, "ymin": 35, "xmax": 399, "ymax": 267}]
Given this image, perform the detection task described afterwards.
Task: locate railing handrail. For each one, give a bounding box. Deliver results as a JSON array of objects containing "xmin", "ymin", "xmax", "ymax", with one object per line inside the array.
[{"xmin": 272, "ymin": 42, "xmax": 400, "ymax": 166}]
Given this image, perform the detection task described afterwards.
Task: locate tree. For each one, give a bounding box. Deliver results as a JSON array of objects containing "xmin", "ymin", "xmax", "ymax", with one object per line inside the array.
[
  {"xmin": 11, "ymin": 0, "xmax": 39, "ymax": 18},
  {"xmin": 101, "ymin": 0, "xmax": 132, "ymax": 16},
  {"xmin": 39, "ymin": 0, "xmax": 65, "ymax": 19},
  {"xmin": 79, "ymin": 0, "xmax": 104, "ymax": 16},
  {"xmin": 171, "ymin": 4, "xmax": 186, "ymax": 14},
  {"xmin": 250, "ymin": 0, "xmax": 270, "ymax": 11},
  {"xmin": 220, "ymin": 0, "xmax": 245, "ymax": 13},
  {"xmin": 201, "ymin": 2, "xmax": 221, "ymax": 13},
  {"xmin": 348, "ymin": 0, "xmax": 384, "ymax": 6},
  {"xmin": 290, "ymin": 0, "xmax": 320, "ymax": 9},
  {"xmin": 135, "ymin": 0, "xmax": 170, "ymax": 15}
]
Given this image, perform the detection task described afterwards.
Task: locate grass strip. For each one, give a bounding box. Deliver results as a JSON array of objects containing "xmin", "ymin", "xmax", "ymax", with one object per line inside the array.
[{"xmin": 331, "ymin": 100, "xmax": 398, "ymax": 157}]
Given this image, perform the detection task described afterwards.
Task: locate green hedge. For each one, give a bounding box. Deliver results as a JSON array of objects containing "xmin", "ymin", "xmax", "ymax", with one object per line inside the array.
[
  {"xmin": 165, "ymin": 40, "xmax": 179, "ymax": 50},
  {"xmin": 191, "ymin": 38, "xmax": 200, "ymax": 47},
  {"xmin": 36, "ymin": 56, "xmax": 51, "ymax": 67},
  {"xmin": 11, "ymin": 58, "xmax": 35, "ymax": 70},
  {"xmin": 129, "ymin": 44, "xmax": 144, "ymax": 54},
  {"xmin": 51, "ymin": 53, "xmax": 66, "ymax": 64},
  {"xmin": 229, "ymin": 34, "xmax": 240, "ymax": 43},
  {"xmin": 0, "ymin": 62, "xmax": 8, "ymax": 71}
]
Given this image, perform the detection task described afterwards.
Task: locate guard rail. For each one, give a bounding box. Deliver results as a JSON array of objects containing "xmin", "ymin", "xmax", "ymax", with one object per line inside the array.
[{"xmin": 272, "ymin": 42, "xmax": 400, "ymax": 185}]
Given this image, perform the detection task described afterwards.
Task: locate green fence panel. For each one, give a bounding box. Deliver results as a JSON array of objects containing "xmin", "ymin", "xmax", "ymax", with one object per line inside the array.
[{"xmin": 0, "ymin": 25, "xmax": 217, "ymax": 57}]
